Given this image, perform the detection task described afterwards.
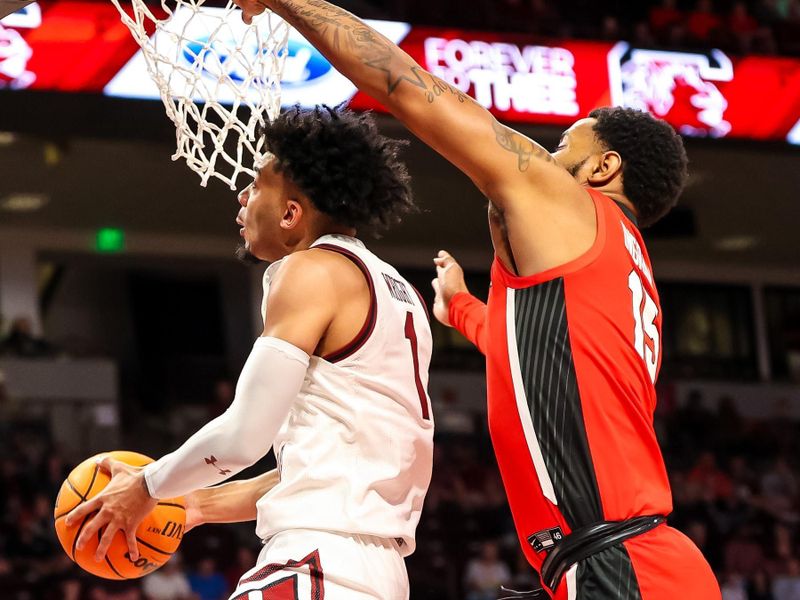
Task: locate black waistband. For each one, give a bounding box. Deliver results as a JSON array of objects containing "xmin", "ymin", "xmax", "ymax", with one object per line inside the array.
[{"xmin": 539, "ymin": 514, "xmax": 665, "ymax": 591}]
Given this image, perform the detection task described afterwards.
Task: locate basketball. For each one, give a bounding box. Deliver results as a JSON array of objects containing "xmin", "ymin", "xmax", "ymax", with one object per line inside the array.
[{"xmin": 53, "ymin": 450, "xmax": 186, "ymax": 580}]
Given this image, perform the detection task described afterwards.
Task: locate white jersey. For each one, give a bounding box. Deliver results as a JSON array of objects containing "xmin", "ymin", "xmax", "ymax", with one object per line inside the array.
[{"xmin": 255, "ymin": 234, "xmax": 434, "ymax": 556}]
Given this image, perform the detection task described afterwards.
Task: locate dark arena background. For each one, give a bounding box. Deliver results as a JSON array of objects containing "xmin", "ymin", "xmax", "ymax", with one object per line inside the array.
[{"xmin": 1, "ymin": 0, "xmax": 800, "ymax": 598}]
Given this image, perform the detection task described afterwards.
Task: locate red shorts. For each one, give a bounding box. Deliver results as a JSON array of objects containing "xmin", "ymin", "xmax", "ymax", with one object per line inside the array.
[{"xmin": 550, "ymin": 524, "xmax": 720, "ymax": 600}]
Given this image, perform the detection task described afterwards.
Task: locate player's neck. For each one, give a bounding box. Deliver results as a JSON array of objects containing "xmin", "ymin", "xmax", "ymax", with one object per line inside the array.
[
  {"xmin": 287, "ymin": 224, "xmax": 358, "ymax": 254},
  {"xmin": 592, "ymin": 187, "xmax": 636, "ymax": 217}
]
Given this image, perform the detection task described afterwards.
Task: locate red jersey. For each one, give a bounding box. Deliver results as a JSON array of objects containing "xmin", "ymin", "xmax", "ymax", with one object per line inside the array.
[{"xmin": 451, "ymin": 189, "xmax": 719, "ymax": 599}]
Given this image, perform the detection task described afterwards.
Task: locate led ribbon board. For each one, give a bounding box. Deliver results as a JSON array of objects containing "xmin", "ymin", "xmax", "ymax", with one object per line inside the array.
[{"xmin": 2, "ymin": 2, "xmax": 799, "ymax": 145}]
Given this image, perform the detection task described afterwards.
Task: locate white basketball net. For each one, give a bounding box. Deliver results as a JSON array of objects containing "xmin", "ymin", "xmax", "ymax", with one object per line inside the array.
[{"xmin": 110, "ymin": 0, "xmax": 289, "ymax": 189}]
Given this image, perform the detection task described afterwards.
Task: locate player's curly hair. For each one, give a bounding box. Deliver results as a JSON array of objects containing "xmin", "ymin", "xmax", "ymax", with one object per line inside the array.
[
  {"xmin": 260, "ymin": 105, "xmax": 415, "ymax": 233},
  {"xmin": 589, "ymin": 107, "xmax": 688, "ymax": 228}
]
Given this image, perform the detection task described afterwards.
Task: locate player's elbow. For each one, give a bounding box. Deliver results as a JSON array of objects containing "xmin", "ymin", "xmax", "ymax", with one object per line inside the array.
[{"xmin": 216, "ymin": 418, "xmax": 273, "ymax": 472}]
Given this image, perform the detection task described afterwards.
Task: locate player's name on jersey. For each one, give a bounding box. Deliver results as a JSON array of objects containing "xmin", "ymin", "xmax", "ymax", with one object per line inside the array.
[{"xmin": 621, "ymin": 222, "xmax": 653, "ymax": 285}]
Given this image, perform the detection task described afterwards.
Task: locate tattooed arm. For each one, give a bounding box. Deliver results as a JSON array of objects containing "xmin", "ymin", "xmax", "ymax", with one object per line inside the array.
[{"xmin": 236, "ymin": 0, "xmax": 577, "ymax": 207}]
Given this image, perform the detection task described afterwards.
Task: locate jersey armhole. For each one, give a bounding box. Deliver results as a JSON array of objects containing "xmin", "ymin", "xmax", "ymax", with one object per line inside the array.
[
  {"xmin": 494, "ymin": 188, "xmax": 608, "ymax": 289},
  {"xmin": 314, "ymin": 244, "xmax": 378, "ymax": 363}
]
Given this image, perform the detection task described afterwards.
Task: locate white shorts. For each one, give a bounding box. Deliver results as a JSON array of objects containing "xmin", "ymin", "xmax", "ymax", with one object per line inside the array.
[{"xmin": 228, "ymin": 529, "xmax": 409, "ymax": 600}]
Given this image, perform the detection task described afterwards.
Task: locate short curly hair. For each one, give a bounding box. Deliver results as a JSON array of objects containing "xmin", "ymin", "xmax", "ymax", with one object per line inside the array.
[
  {"xmin": 260, "ymin": 105, "xmax": 415, "ymax": 233},
  {"xmin": 589, "ymin": 107, "xmax": 688, "ymax": 228}
]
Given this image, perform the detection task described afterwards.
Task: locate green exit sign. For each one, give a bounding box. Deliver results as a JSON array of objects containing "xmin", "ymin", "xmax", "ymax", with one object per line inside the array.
[{"xmin": 95, "ymin": 228, "xmax": 125, "ymax": 253}]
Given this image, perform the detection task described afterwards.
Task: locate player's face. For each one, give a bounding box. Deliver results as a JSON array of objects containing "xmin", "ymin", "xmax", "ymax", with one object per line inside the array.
[
  {"xmin": 551, "ymin": 118, "xmax": 603, "ymax": 182},
  {"xmin": 236, "ymin": 156, "xmax": 294, "ymax": 262}
]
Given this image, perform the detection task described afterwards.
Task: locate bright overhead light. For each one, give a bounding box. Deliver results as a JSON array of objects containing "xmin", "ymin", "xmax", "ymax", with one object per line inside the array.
[
  {"xmin": 715, "ymin": 235, "xmax": 758, "ymax": 251},
  {"xmin": 0, "ymin": 193, "xmax": 49, "ymax": 212},
  {"xmin": 0, "ymin": 132, "xmax": 16, "ymax": 146}
]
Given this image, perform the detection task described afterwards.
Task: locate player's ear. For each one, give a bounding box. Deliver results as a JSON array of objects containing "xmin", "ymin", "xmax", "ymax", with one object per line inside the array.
[
  {"xmin": 280, "ymin": 199, "xmax": 303, "ymax": 230},
  {"xmin": 587, "ymin": 150, "xmax": 622, "ymax": 185}
]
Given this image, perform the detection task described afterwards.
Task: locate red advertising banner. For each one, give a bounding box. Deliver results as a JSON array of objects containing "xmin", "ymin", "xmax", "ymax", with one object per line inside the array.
[
  {"xmin": 350, "ymin": 29, "xmax": 615, "ymax": 128},
  {"xmin": 2, "ymin": 2, "xmax": 800, "ymax": 144},
  {"xmin": 350, "ymin": 30, "xmax": 800, "ymax": 144}
]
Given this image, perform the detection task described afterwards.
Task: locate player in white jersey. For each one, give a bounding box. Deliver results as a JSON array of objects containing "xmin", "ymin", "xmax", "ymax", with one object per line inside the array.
[{"xmin": 65, "ymin": 105, "xmax": 434, "ymax": 600}]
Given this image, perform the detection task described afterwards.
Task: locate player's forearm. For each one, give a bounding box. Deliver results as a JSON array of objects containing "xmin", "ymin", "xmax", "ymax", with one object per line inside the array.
[
  {"xmin": 193, "ymin": 470, "xmax": 280, "ymax": 525},
  {"xmin": 263, "ymin": 0, "xmax": 449, "ymax": 108},
  {"xmin": 143, "ymin": 337, "xmax": 309, "ymax": 499},
  {"xmin": 449, "ymin": 292, "xmax": 488, "ymax": 355}
]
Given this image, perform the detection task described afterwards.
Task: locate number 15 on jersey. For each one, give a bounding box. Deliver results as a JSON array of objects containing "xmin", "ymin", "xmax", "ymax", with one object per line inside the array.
[{"xmin": 628, "ymin": 270, "xmax": 660, "ymax": 384}]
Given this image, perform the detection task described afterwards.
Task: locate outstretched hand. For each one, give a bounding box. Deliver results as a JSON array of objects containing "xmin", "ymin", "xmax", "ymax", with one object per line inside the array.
[
  {"xmin": 233, "ymin": 0, "xmax": 269, "ymax": 24},
  {"xmin": 64, "ymin": 456, "xmax": 157, "ymax": 563},
  {"xmin": 432, "ymin": 250, "xmax": 468, "ymax": 327}
]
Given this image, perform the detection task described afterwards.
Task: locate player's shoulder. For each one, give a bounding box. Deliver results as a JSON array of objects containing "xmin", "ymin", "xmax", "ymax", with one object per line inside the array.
[{"xmin": 270, "ymin": 247, "xmax": 367, "ymax": 298}]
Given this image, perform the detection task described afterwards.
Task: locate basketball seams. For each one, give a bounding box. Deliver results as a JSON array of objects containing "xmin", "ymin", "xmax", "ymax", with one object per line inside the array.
[
  {"xmin": 84, "ymin": 463, "xmax": 102, "ymax": 498},
  {"xmin": 65, "ymin": 477, "xmax": 88, "ymax": 502},
  {"xmin": 54, "ymin": 484, "xmax": 83, "ymax": 521},
  {"xmin": 135, "ymin": 536, "xmax": 175, "ymax": 556},
  {"xmin": 71, "ymin": 510, "xmax": 97, "ymax": 561},
  {"xmin": 56, "ymin": 464, "xmax": 102, "ymax": 520},
  {"xmin": 56, "ymin": 452, "xmax": 185, "ymax": 579}
]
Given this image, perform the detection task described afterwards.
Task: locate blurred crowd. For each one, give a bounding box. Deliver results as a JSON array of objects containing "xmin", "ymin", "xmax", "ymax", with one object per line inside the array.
[
  {"xmin": 1, "ymin": 387, "xmax": 799, "ymax": 599},
  {"xmin": 360, "ymin": 0, "xmax": 800, "ymax": 56}
]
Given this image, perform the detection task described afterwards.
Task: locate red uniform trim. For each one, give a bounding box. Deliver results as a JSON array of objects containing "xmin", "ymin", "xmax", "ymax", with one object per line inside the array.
[{"xmin": 237, "ymin": 549, "xmax": 325, "ymax": 600}]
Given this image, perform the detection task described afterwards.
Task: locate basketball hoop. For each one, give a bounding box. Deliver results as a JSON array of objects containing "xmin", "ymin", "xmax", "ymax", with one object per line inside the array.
[{"xmin": 109, "ymin": 0, "xmax": 289, "ymax": 189}]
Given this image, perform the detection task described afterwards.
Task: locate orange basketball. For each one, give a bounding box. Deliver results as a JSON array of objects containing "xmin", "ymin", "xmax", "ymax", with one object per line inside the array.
[{"xmin": 53, "ymin": 450, "xmax": 186, "ymax": 580}]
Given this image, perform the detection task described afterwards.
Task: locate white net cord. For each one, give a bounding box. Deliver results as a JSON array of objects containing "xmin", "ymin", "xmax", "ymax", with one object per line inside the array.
[{"xmin": 110, "ymin": 0, "xmax": 289, "ymax": 189}]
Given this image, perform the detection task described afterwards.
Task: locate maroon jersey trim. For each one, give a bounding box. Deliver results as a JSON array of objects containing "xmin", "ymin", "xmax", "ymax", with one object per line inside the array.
[{"xmin": 313, "ymin": 243, "xmax": 378, "ymax": 364}]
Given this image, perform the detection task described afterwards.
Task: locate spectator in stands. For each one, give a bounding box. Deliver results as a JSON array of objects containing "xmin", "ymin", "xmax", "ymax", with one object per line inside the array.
[
  {"xmin": 600, "ymin": 14, "xmax": 622, "ymax": 39},
  {"xmin": 773, "ymin": 558, "xmax": 800, "ymax": 599},
  {"xmin": 727, "ymin": 1, "xmax": 760, "ymax": 52},
  {"xmin": 688, "ymin": 451, "xmax": 734, "ymax": 501},
  {"xmin": 719, "ymin": 571, "xmax": 748, "ymax": 600},
  {"xmin": 761, "ymin": 456, "xmax": 798, "ymax": 504},
  {"xmin": 649, "ymin": 0, "xmax": 686, "ymax": 43},
  {"xmin": 142, "ymin": 553, "xmax": 195, "ymax": 600},
  {"xmin": 755, "ymin": 0, "xmax": 783, "ymax": 26},
  {"xmin": 687, "ymin": 0, "xmax": 723, "ymax": 42},
  {"xmin": 769, "ymin": 524, "xmax": 795, "ymax": 565},
  {"xmin": 464, "ymin": 540, "xmax": 511, "ymax": 600},
  {"xmin": 223, "ymin": 546, "xmax": 257, "ymax": 590},
  {"xmin": 748, "ymin": 568, "xmax": 776, "ymax": 600},
  {"xmin": 187, "ymin": 557, "xmax": 227, "ymax": 600},
  {"xmin": 527, "ymin": 0, "xmax": 563, "ymax": 37},
  {"xmin": 725, "ymin": 524, "xmax": 766, "ymax": 579},
  {"xmin": 633, "ymin": 20, "xmax": 658, "ymax": 45}
]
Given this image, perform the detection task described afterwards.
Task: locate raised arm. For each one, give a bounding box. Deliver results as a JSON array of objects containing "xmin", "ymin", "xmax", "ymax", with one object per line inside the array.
[{"xmin": 239, "ymin": 0, "xmax": 576, "ymax": 206}]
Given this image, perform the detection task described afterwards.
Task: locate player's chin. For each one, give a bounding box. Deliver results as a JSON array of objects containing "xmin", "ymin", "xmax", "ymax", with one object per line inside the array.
[{"xmin": 235, "ymin": 243, "xmax": 264, "ymax": 265}]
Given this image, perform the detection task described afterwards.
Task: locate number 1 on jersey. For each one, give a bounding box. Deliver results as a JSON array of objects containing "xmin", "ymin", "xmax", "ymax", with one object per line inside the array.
[
  {"xmin": 627, "ymin": 271, "xmax": 660, "ymax": 384},
  {"xmin": 404, "ymin": 312, "xmax": 430, "ymax": 420}
]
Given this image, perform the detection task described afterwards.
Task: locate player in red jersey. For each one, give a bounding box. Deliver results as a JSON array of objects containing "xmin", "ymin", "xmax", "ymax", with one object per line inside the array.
[{"xmin": 234, "ymin": 1, "xmax": 721, "ymax": 597}]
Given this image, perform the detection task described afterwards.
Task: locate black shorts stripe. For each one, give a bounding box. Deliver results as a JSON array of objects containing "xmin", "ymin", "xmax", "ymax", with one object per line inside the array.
[
  {"xmin": 514, "ymin": 278, "xmax": 603, "ymax": 528},
  {"xmin": 576, "ymin": 544, "xmax": 642, "ymax": 599}
]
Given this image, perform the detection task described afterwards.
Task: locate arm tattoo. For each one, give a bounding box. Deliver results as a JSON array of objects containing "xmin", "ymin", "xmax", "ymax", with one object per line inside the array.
[
  {"xmin": 492, "ymin": 120, "xmax": 555, "ymax": 172},
  {"xmin": 270, "ymin": 0, "xmax": 472, "ymax": 104}
]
